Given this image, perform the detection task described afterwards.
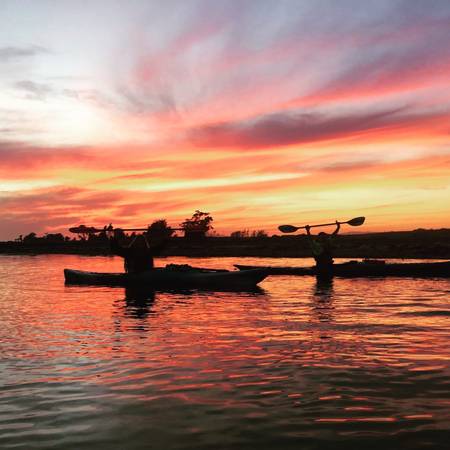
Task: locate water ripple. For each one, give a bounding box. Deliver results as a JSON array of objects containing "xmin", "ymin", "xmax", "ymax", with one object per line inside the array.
[{"xmin": 0, "ymin": 255, "xmax": 449, "ymax": 449}]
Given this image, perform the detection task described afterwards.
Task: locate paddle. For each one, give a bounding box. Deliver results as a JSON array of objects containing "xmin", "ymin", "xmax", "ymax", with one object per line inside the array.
[
  {"xmin": 278, "ymin": 216, "xmax": 365, "ymax": 233},
  {"xmin": 69, "ymin": 225, "xmax": 182, "ymax": 234}
]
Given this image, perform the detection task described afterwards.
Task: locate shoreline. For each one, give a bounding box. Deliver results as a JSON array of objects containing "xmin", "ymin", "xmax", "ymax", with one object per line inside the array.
[{"xmin": 1, "ymin": 229, "xmax": 449, "ymax": 260}]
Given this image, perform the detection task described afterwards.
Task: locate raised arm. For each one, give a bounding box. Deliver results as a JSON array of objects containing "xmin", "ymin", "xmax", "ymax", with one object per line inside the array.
[
  {"xmin": 305, "ymin": 225, "xmax": 312, "ymax": 237},
  {"xmin": 332, "ymin": 221, "xmax": 340, "ymax": 236}
]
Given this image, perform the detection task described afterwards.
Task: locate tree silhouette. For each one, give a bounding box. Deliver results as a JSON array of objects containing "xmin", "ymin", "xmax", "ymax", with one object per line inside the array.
[
  {"xmin": 148, "ymin": 219, "xmax": 174, "ymax": 237},
  {"xmin": 23, "ymin": 232, "xmax": 37, "ymax": 243},
  {"xmin": 180, "ymin": 210, "xmax": 213, "ymax": 239}
]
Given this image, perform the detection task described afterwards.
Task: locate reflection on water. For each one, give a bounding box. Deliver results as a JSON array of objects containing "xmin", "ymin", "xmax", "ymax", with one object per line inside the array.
[
  {"xmin": 0, "ymin": 254, "xmax": 449, "ymax": 450},
  {"xmin": 312, "ymin": 277, "xmax": 334, "ymax": 323},
  {"xmin": 123, "ymin": 286, "xmax": 156, "ymax": 320}
]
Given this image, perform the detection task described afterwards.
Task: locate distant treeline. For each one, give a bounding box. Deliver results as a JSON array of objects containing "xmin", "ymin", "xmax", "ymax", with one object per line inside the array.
[{"xmin": 1, "ymin": 229, "xmax": 449, "ymax": 259}]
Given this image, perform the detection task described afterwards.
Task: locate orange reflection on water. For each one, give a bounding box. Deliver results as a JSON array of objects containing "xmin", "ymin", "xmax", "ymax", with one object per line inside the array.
[{"xmin": 1, "ymin": 253, "xmax": 449, "ymax": 446}]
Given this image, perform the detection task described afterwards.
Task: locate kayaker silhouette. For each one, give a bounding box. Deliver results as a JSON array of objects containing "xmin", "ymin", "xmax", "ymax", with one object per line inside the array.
[
  {"xmin": 110, "ymin": 230, "xmax": 168, "ymax": 273},
  {"xmin": 305, "ymin": 221, "xmax": 340, "ymax": 279}
]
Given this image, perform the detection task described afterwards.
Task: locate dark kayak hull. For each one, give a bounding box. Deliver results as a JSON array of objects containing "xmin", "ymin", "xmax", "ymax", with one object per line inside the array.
[
  {"xmin": 64, "ymin": 267, "xmax": 268, "ymax": 289},
  {"xmin": 235, "ymin": 261, "xmax": 450, "ymax": 278},
  {"xmin": 235, "ymin": 265, "xmax": 311, "ymax": 275}
]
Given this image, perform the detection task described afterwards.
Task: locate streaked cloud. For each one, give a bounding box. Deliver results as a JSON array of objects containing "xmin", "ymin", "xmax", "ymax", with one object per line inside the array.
[
  {"xmin": 0, "ymin": 45, "xmax": 48, "ymax": 62},
  {"xmin": 0, "ymin": 0, "xmax": 449, "ymax": 239},
  {"xmin": 14, "ymin": 80, "xmax": 54, "ymax": 100},
  {"xmin": 188, "ymin": 106, "xmax": 449, "ymax": 150}
]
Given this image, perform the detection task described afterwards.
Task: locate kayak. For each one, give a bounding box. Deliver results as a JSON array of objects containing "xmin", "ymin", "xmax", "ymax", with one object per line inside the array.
[
  {"xmin": 64, "ymin": 266, "xmax": 268, "ymax": 289},
  {"xmin": 235, "ymin": 265, "xmax": 311, "ymax": 275},
  {"xmin": 234, "ymin": 260, "xmax": 450, "ymax": 278}
]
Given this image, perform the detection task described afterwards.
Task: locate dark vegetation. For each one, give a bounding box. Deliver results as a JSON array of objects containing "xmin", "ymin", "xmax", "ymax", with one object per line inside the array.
[
  {"xmin": 1, "ymin": 228, "xmax": 449, "ymax": 259},
  {"xmin": 180, "ymin": 210, "xmax": 214, "ymax": 239}
]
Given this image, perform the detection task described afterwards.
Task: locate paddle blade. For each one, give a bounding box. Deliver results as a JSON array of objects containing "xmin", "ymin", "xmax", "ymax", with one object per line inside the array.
[
  {"xmin": 278, "ymin": 225, "xmax": 299, "ymax": 233},
  {"xmin": 347, "ymin": 216, "xmax": 365, "ymax": 227},
  {"xmin": 69, "ymin": 225, "xmax": 99, "ymax": 234}
]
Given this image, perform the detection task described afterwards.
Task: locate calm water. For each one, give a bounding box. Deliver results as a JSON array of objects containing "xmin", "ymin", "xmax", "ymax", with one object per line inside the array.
[{"xmin": 0, "ymin": 254, "xmax": 449, "ymax": 450}]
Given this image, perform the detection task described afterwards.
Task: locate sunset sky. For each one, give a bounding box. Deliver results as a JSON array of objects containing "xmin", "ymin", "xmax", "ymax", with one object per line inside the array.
[{"xmin": 1, "ymin": 0, "xmax": 449, "ymax": 240}]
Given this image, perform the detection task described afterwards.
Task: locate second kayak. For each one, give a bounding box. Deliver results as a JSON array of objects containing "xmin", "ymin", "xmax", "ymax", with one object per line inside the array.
[{"xmin": 235, "ymin": 260, "xmax": 450, "ymax": 278}]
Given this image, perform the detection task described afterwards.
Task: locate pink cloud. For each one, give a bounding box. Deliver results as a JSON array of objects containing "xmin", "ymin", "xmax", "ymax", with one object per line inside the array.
[{"xmin": 188, "ymin": 106, "xmax": 449, "ymax": 150}]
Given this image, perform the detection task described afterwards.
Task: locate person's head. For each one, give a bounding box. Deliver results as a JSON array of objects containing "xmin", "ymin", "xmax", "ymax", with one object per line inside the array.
[{"xmin": 318, "ymin": 231, "xmax": 328, "ymax": 241}]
